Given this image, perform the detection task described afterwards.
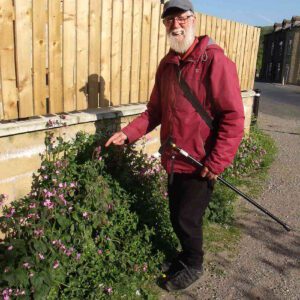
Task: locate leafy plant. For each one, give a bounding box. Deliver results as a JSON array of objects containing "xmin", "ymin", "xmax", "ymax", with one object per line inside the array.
[{"xmin": 0, "ymin": 126, "xmax": 275, "ymax": 299}]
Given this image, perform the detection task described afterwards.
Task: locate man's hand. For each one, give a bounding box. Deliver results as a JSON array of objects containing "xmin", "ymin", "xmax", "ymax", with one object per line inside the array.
[
  {"xmin": 105, "ymin": 131, "xmax": 128, "ymax": 147},
  {"xmin": 200, "ymin": 166, "xmax": 218, "ymax": 181}
]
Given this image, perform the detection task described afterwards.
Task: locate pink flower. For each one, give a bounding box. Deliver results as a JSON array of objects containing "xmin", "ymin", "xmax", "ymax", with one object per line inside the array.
[
  {"xmin": 34, "ymin": 228, "xmax": 44, "ymax": 237},
  {"xmin": 53, "ymin": 260, "xmax": 59, "ymax": 269},
  {"xmin": 5, "ymin": 208, "xmax": 15, "ymax": 218},
  {"xmin": 38, "ymin": 253, "xmax": 45, "ymax": 260},
  {"xmin": 142, "ymin": 263, "xmax": 148, "ymax": 272},
  {"xmin": 76, "ymin": 253, "xmax": 81, "ymax": 260},
  {"xmin": 23, "ymin": 262, "xmax": 30, "ymax": 269},
  {"xmin": 105, "ymin": 287, "xmax": 113, "ymax": 295},
  {"xmin": 70, "ymin": 182, "xmax": 76, "ymax": 188},
  {"xmin": 59, "ymin": 183, "xmax": 63, "ymax": 188},
  {"xmin": 82, "ymin": 212, "xmax": 89, "ymax": 219},
  {"xmin": 43, "ymin": 175, "xmax": 48, "ymax": 180},
  {"xmin": 97, "ymin": 249, "xmax": 103, "ymax": 255},
  {"xmin": 43, "ymin": 199, "xmax": 54, "ymax": 209},
  {"xmin": 29, "ymin": 203, "xmax": 36, "ymax": 209},
  {"xmin": 7, "ymin": 245, "xmax": 13, "ymax": 251}
]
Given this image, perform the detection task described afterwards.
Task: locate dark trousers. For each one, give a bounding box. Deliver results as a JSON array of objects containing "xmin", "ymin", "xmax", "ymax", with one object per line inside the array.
[{"xmin": 168, "ymin": 173, "xmax": 214, "ymax": 269}]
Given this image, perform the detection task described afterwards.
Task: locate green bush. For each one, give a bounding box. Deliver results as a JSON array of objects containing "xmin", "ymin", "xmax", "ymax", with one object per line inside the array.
[
  {"xmin": 0, "ymin": 127, "xmax": 275, "ymax": 298},
  {"xmin": 0, "ymin": 132, "xmax": 171, "ymax": 299}
]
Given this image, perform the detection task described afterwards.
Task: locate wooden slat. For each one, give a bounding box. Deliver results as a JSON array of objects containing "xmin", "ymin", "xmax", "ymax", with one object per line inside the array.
[
  {"xmin": 237, "ymin": 24, "xmax": 247, "ymax": 89},
  {"xmin": 241, "ymin": 26, "xmax": 253, "ymax": 89},
  {"xmin": 111, "ymin": 0, "xmax": 122, "ymax": 106},
  {"xmin": 130, "ymin": 0, "xmax": 142, "ymax": 103},
  {"xmin": 215, "ymin": 17, "xmax": 222, "ymax": 44},
  {"xmin": 0, "ymin": 72, "xmax": 4, "ymax": 121},
  {"xmin": 148, "ymin": 0, "xmax": 160, "ymax": 97},
  {"xmin": 199, "ymin": 13, "xmax": 207, "ymax": 36},
  {"xmin": 231, "ymin": 22, "xmax": 239, "ymax": 63},
  {"xmin": 0, "ymin": 0, "xmax": 18, "ymax": 119},
  {"xmin": 235, "ymin": 23, "xmax": 243, "ymax": 76},
  {"xmin": 206, "ymin": 15, "xmax": 212, "ymax": 37},
  {"xmin": 248, "ymin": 28, "xmax": 260, "ymax": 89},
  {"xmin": 32, "ymin": 0, "xmax": 47, "ymax": 115},
  {"xmin": 120, "ymin": 0, "xmax": 132, "ymax": 105},
  {"xmin": 157, "ymin": 4, "xmax": 166, "ymax": 66},
  {"xmin": 88, "ymin": 0, "xmax": 101, "ymax": 108},
  {"xmin": 15, "ymin": 0, "xmax": 33, "ymax": 118},
  {"xmin": 224, "ymin": 19, "xmax": 231, "ymax": 56},
  {"xmin": 100, "ymin": 0, "xmax": 112, "ymax": 106},
  {"xmin": 139, "ymin": 0, "xmax": 151, "ymax": 102},
  {"xmin": 210, "ymin": 16, "xmax": 217, "ymax": 41},
  {"xmin": 49, "ymin": 0, "xmax": 63, "ymax": 113},
  {"xmin": 63, "ymin": 0, "xmax": 76, "ymax": 111},
  {"xmin": 76, "ymin": 0, "xmax": 89, "ymax": 110},
  {"xmin": 195, "ymin": 12, "xmax": 201, "ymax": 36},
  {"xmin": 219, "ymin": 18, "xmax": 227, "ymax": 52},
  {"xmin": 0, "ymin": 70, "xmax": 3, "ymax": 119}
]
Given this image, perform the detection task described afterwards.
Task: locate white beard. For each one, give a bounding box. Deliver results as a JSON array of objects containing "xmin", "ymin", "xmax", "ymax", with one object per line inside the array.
[{"xmin": 167, "ymin": 25, "xmax": 195, "ymax": 54}]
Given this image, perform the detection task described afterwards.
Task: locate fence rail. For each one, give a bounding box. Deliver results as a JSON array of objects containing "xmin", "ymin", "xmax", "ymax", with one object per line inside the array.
[{"xmin": 0, "ymin": 0, "xmax": 260, "ymax": 121}]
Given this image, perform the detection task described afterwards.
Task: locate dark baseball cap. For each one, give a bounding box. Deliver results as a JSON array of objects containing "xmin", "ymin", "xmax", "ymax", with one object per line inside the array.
[{"xmin": 161, "ymin": 0, "xmax": 194, "ymax": 19}]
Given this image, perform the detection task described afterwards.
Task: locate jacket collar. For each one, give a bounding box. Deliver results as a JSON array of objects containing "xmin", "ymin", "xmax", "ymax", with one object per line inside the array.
[{"xmin": 164, "ymin": 35, "xmax": 210, "ymax": 65}]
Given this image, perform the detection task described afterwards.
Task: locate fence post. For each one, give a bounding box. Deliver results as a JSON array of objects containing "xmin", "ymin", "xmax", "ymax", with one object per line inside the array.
[{"xmin": 252, "ymin": 88, "xmax": 261, "ymax": 124}]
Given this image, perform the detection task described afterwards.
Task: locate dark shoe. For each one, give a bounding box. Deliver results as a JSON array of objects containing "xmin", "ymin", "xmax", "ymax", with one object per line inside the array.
[
  {"xmin": 164, "ymin": 261, "xmax": 203, "ymax": 292},
  {"xmin": 161, "ymin": 252, "xmax": 184, "ymax": 276},
  {"xmin": 162, "ymin": 259, "xmax": 184, "ymax": 277}
]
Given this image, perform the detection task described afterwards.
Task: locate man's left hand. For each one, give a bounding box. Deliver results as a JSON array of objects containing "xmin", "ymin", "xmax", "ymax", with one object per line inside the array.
[{"xmin": 200, "ymin": 166, "xmax": 218, "ymax": 181}]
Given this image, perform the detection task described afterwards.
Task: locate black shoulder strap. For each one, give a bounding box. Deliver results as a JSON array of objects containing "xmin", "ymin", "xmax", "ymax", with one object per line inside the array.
[{"xmin": 176, "ymin": 66, "xmax": 214, "ymax": 130}]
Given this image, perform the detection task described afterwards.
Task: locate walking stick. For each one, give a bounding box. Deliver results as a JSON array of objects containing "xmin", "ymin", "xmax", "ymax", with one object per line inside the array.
[{"xmin": 170, "ymin": 142, "xmax": 292, "ymax": 232}]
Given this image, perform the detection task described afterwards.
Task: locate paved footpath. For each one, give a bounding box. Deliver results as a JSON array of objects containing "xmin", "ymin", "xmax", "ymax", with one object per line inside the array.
[{"xmin": 161, "ymin": 83, "xmax": 300, "ymax": 299}]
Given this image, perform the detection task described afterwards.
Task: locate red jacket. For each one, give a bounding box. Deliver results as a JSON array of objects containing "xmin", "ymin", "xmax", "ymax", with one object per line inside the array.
[{"xmin": 122, "ymin": 35, "xmax": 245, "ymax": 175}]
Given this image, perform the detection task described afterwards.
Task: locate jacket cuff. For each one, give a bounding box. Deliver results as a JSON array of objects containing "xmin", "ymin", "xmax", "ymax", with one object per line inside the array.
[{"xmin": 203, "ymin": 158, "xmax": 224, "ymax": 175}]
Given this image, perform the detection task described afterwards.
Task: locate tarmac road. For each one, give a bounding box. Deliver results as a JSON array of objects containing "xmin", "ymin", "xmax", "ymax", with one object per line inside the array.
[{"xmin": 161, "ymin": 82, "xmax": 300, "ymax": 300}]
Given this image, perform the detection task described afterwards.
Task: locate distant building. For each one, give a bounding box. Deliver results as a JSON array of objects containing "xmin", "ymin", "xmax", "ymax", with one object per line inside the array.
[{"xmin": 261, "ymin": 16, "xmax": 300, "ymax": 85}]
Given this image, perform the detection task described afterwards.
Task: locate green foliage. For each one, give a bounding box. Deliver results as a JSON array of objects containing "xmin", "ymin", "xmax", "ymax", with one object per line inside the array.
[
  {"xmin": 205, "ymin": 126, "xmax": 277, "ymax": 224},
  {"xmin": 0, "ymin": 127, "xmax": 275, "ymax": 298},
  {"xmin": 0, "ymin": 132, "xmax": 165, "ymax": 299}
]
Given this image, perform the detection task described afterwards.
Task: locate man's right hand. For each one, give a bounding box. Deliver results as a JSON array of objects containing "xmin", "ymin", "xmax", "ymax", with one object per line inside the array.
[{"xmin": 105, "ymin": 131, "xmax": 128, "ymax": 147}]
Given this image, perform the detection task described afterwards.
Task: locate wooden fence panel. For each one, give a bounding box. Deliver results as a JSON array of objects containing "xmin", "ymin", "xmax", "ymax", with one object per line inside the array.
[
  {"xmin": 111, "ymin": 0, "xmax": 122, "ymax": 106},
  {"xmin": 76, "ymin": 0, "xmax": 89, "ymax": 110},
  {"xmin": 63, "ymin": 0, "xmax": 76, "ymax": 111},
  {"xmin": 121, "ymin": 0, "xmax": 133, "ymax": 105},
  {"xmin": 0, "ymin": 0, "xmax": 261, "ymax": 120},
  {"xmin": 100, "ymin": 0, "xmax": 112, "ymax": 106},
  {"xmin": 15, "ymin": 0, "xmax": 33, "ymax": 118},
  {"xmin": 248, "ymin": 28, "xmax": 261, "ymax": 89},
  {"xmin": 157, "ymin": 4, "xmax": 166, "ymax": 64},
  {"xmin": 89, "ymin": 0, "xmax": 101, "ymax": 108},
  {"xmin": 139, "ymin": 0, "xmax": 151, "ymax": 102},
  {"xmin": 148, "ymin": 0, "xmax": 160, "ymax": 97},
  {"xmin": 32, "ymin": 0, "xmax": 47, "ymax": 115},
  {"xmin": 130, "ymin": 0, "xmax": 142, "ymax": 104},
  {"xmin": 49, "ymin": 0, "xmax": 63, "ymax": 113},
  {"xmin": 199, "ymin": 13, "xmax": 207, "ymax": 36},
  {"xmin": 0, "ymin": 71, "xmax": 3, "ymax": 119},
  {"xmin": 0, "ymin": 0, "xmax": 18, "ymax": 120}
]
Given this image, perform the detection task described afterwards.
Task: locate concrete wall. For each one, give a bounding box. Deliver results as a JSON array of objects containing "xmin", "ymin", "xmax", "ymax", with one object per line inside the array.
[{"xmin": 0, "ymin": 93, "xmax": 254, "ymax": 204}]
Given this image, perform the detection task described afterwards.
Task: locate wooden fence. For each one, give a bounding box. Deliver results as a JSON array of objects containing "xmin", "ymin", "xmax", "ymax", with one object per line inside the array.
[{"xmin": 0, "ymin": 0, "xmax": 260, "ymax": 121}]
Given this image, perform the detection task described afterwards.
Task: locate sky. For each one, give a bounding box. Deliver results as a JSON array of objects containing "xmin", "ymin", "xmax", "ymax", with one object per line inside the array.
[{"xmin": 193, "ymin": 0, "xmax": 300, "ymax": 27}]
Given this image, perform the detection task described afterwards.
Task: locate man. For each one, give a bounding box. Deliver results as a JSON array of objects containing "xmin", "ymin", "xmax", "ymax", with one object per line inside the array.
[{"xmin": 105, "ymin": 0, "xmax": 244, "ymax": 292}]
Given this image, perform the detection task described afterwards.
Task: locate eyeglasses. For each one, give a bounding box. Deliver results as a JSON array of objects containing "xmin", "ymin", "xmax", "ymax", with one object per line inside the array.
[{"xmin": 163, "ymin": 15, "xmax": 194, "ymax": 26}]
